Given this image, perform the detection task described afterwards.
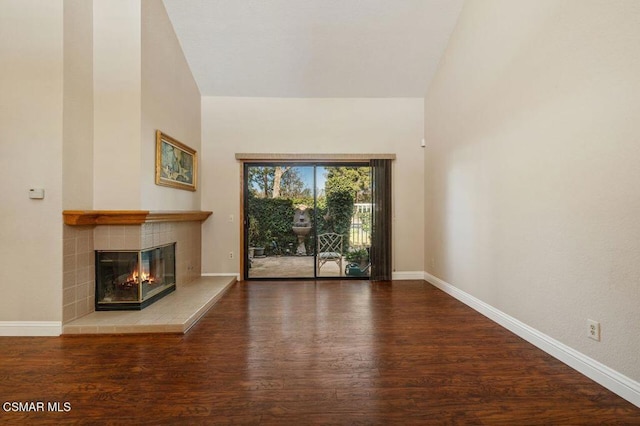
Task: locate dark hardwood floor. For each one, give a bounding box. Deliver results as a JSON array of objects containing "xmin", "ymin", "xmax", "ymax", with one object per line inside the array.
[{"xmin": 1, "ymin": 280, "xmax": 639, "ymax": 425}]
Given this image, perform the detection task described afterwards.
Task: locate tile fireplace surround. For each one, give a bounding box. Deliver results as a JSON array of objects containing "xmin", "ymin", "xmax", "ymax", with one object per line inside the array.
[{"xmin": 62, "ymin": 211, "xmax": 214, "ymax": 327}]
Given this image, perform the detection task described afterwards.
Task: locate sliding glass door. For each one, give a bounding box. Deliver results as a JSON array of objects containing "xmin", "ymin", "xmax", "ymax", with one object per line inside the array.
[
  {"xmin": 244, "ymin": 163, "xmax": 372, "ymax": 280},
  {"xmin": 315, "ymin": 165, "xmax": 371, "ymax": 278},
  {"xmin": 245, "ymin": 165, "xmax": 315, "ymax": 278}
]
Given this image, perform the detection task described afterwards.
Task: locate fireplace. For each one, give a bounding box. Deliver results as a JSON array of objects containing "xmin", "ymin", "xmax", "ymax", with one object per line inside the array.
[{"xmin": 95, "ymin": 243, "xmax": 176, "ymax": 310}]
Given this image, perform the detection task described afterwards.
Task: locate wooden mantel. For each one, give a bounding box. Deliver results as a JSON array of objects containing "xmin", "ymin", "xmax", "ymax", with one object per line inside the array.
[{"xmin": 63, "ymin": 210, "xmax": 213, "ymax": 226}]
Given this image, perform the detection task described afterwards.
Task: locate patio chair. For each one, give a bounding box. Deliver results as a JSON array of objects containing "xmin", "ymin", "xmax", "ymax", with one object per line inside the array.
[{"xmin": 317, "ymin": 233, "xmax": 343, "ymax": 274}]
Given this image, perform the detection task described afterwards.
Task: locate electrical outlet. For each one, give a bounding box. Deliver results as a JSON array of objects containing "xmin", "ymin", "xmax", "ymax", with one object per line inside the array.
[
  {"xmin": 587, "ymin": 319, "xmax": 600, "ymax": 341},
  {"xmin": 228, "ymin": 251, "xmax": 234, "ymax": 260}
]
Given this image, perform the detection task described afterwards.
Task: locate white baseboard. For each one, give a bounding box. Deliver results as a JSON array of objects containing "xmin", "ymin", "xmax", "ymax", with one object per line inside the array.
[
  {"xmin": 0, "ymin": 321, "xmax": 62, "ymax": 336},
  {"xmin": 423, "ymin": 272, "xmax": 640, "ymax": 408},
  {"xmin": 392, "ymin": 271, "xmax": 426, "ymax": 280},
  {"xmin": 201, "ymin": 272, "xmax": 241, "ymax": 280}
]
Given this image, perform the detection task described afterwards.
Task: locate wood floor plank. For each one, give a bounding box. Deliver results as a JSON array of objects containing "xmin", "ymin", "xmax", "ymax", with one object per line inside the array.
[{"xmin": 0, "ymin": 280, "xmax": 638, "ymax": 425}]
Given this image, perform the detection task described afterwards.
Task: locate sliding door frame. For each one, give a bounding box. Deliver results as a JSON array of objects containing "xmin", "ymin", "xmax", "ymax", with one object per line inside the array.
[
  {"xmin": 235, "ymin": 153, "xmax": 396, "ymax": 280},
  {"xmin": 242, "ymin": 161, "xmax": 317, "ymax": 280}
]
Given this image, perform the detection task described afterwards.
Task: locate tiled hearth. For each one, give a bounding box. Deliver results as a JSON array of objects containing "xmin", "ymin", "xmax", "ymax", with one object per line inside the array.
[
  {"xmin": 62, "ymin": 210, "xmax": 225, "ymax": 333},
  {"xmin": 63, "ymin": 275, "xmax": 235, "ymax": 334}
]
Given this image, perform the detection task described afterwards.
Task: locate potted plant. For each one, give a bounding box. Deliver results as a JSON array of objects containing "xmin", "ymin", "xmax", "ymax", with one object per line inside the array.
[
  {"xmin": 248, "ymin": 216, "xmax": 264, "ymax": 257},
  {"xmin": 260, "ymin": 230, "xmax": 273, "ymax": 256},
  {"xmin": 345, "ymin": 247, "xmax": 369, "ymax": 268}
]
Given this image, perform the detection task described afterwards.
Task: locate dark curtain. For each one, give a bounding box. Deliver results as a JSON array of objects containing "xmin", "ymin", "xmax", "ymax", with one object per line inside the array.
[{"xmin": 369, "ymin": 159, "xmax": 392, "ymax": 281}]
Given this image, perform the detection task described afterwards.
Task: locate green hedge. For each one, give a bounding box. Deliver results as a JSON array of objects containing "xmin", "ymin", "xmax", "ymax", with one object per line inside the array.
[
  {"xmin": 247, "ymin": 195, "xmax": 298, "ymax": 254},
  {"xmin": 247, "ymin": 190, "xmax": 354, "ymax": 255}
]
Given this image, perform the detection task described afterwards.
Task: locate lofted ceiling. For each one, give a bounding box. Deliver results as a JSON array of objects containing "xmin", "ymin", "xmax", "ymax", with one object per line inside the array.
[{"xmin": 162, "ymin": 0, "xmax": 464, "ymax": 98}]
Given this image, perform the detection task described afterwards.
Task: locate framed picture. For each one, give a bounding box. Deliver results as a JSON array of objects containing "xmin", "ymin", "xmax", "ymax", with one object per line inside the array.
[{"xmin": 155, "ymin": 130, "xmax": 197, "ymax": 191}]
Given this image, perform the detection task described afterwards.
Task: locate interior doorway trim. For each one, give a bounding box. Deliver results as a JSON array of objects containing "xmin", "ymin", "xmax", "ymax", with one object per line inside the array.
[{"xmin": 238, "ymin": 158, "xmax": 383, "ymax": 280}]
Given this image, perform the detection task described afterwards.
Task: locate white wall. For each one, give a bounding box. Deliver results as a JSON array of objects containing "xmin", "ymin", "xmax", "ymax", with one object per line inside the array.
[
  {"xmin": 0, "ymin": 0, "xmax": 202, "ymax": 332},
  {"xmin": 140, "ymin": 0, "xmax": 201, "ymax": 210},
  {"xmin": 201, "ymin": 97, "xmax": 424, "ymax": 276},
  {"xmin": 91, "ymin": 0, "xmax": 201, "ymax": 211},
  {"xmin": 424, "ymin": 0, "xmax": 640, "ymax": 381},
  {"xmin": 0, "ymin": 0, "xmax": 64, "ymax": 322},
  {"xmin": 92, "ymin": 0, "xmax": 142, "ymax": 209},
  {"xmin": 63, "ymin": 0, "xmax": 93, "ymax": 210}
]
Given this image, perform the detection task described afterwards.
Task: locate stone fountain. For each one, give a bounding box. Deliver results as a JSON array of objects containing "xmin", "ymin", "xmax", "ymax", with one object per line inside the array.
[{"xmin": 292, "ymin": 205, "xmax": 311, "ymax": 255}]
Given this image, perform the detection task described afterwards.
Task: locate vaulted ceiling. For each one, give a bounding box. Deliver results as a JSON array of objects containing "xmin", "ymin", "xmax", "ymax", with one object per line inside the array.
[{"xmin": 162, "ymin": 0, "xmax": 464, "ymax": 98}]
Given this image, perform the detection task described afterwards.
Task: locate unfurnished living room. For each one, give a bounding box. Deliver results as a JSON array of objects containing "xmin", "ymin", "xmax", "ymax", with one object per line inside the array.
[{"xmin": 1, "ymin": 0, "xmax": 639, "ymax": 424}]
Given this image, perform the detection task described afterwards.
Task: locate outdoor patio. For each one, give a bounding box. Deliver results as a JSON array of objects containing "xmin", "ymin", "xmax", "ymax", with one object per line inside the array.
[{"xmin": 249, "ymin": 255, "xmax": 349, "ymax": 278}]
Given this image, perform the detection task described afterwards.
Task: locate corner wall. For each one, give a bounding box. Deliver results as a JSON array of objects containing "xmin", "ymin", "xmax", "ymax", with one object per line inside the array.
[
  {"xmin": 60, "ymin": 0, "xmax": 203, "ymax": 324},
  {"xmin": 61, "ymin": 0, "xmax": 95, "ymax": 324},
  {"xmin": 424, "ymin": 0, "xmax": 640, "ymax": 382},
  {"xmin": 141, "ymin": 0, "xmax": 201, "ymax": 210},
  {"xmin": 63, "ymin": 0, "xmax": 93, "ymax": 210},
  {"xmin": 200, "ymin": 97, "xmax": 425, "ymax": 276},
  {"xmin": 92, "ymin": 0, "xmax": 142, "ymax": 209},
  {"xmin": 91, "ymin": 0, "xmax": 202, "ymax": 211}
]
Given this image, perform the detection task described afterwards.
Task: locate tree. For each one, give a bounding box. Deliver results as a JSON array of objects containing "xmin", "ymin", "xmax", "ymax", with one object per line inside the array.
[
  {"xmin": 248, "ymin": 166, "xmax": 307, "ymax": 198},
  {"xmin": 272, "ymin": 166, "xmax": 290, "ymax": 198},
  {"xmin": 249, "ymin": 167, "xmax": 273, "ymax": 198},
  {"xmin": 280, "ymin": 169, "xmax": 311, "ymax": 198},
  {"xmin": 324, "ymin": 167, "xmax": 371, "ymax": 203}
]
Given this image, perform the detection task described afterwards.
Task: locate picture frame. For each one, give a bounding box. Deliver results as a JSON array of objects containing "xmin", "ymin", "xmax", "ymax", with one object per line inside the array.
[{"xmin": 155, "ymin": 130, "xmax": 197, "ymax": 192}]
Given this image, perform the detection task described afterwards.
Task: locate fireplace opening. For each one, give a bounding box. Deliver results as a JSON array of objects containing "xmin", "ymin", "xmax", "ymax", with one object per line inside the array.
[{"xmin": 95, "ymin": 243, "xmax": 176, "ymax": 310}]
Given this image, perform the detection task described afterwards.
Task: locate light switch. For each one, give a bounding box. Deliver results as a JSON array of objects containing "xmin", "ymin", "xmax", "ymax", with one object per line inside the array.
[{"xmin": 29, "ymin": 188, "xmax": 45, "ymax": 199}]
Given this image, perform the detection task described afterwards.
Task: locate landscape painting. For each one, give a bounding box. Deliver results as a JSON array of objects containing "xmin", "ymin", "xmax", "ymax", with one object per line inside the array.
[{"xmin": 155, "ymin": 130, "xmax": 197, "ymax": 191}]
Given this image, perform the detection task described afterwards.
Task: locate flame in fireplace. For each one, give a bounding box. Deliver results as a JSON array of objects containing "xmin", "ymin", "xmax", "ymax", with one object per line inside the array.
[{"xmin": 129, "ymin": 269, "xmax": 155, "ymax": 284}]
